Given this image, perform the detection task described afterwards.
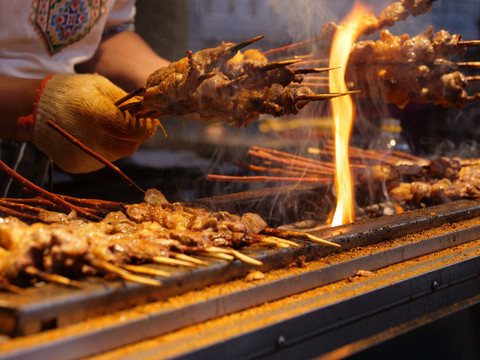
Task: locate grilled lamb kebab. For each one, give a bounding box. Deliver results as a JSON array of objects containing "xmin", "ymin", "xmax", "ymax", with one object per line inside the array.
[
  {"xmin": 267, "ymin": 0, "xmax": 480, "ymax": 109},
  {"xmin": 356, "ymin": 157, "xmax": 480, "ymax": 206},
  {"xmin": 344, "ymin": 27, "xmax": 475, "ymax": 108},
  {"xmin": 308, "ymin": 0, "xmax": 439, "ymax": 56},
  {"xmin": 117, "ymin": 36, "xmax": 350, "ymax": 127},
  {"xmin": 0, "ymin": 189, "xmax": 270, "ymax": 287}
]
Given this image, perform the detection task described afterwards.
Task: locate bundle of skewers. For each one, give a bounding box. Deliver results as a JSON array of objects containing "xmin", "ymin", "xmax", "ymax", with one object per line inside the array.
[
  {"xmin": 264, "ymin": 0, "xmax": 480, "ymax": 109},
  {"xmin": 207, "ymin": 144, "xmax": 480, "ymax": 213},
  {"xmin": 0, "ymin": 129, "xmax": 340, "ymax": 292},
  {"xmin": 115, "ymin": 35, "xmax": 355, "ymax": 127}
]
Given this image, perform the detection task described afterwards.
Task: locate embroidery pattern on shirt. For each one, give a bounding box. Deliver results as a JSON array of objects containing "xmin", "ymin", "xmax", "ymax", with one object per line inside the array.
[{"xmin": 31, "ymin": 0, "xmax": 107, "ymax": 55}]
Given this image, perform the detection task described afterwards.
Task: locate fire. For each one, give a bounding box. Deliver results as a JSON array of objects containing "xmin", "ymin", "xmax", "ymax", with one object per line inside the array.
[{"xmin": 329, "ymin": 2, "xmax": 370, "ymax": 226}]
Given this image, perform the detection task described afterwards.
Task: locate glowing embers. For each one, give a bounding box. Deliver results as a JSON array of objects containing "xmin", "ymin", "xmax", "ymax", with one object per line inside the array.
[{"xmin": 329, "ymin": 2, "xmax": 370, "ymax": 226}]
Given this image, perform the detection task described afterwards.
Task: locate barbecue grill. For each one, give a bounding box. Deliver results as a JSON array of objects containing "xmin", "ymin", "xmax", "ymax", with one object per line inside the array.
[
  {"xmin": 2, "ymin": 186, "xmax": 480, "ymax": 359},
  {"xmin": 3, "ymin": 1, "xmax": 480, "ymax": 359}
]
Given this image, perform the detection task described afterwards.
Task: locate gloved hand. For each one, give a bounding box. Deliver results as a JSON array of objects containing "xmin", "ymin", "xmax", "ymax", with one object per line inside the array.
[{"xmin": 22, "ymin": 74, "xmax": 158, "ymax": 173}]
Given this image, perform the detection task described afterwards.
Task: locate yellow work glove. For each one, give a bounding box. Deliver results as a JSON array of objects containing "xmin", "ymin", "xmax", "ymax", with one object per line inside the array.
[{"xmin": 23, "ymin": 74, "xmax": 158, "ymax": 173}]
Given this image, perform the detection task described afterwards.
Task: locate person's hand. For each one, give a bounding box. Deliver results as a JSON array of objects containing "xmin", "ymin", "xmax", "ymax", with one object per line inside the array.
[{"xmin": 25, "ymin": 74, "xmax": 158, "ymax": 173}]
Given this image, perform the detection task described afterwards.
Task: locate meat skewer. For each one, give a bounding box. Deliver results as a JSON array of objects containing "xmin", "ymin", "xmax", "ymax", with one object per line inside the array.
[
  {"xmin": 0, "ymin": 159, "xmax": 102, "ymax": 221},
  {"xmin": 263, "ymin": 0, "xmax": 438, "ymax": 57},
  {"xmin": 361, "ymin": 157, "xmax": 480, "ymax": 205},
  {"xmin": 263, "ymin": 0, "xmax": 480, "ymax": 109},
  {"xmin": 116, "ymin": 36, "xmax": 354, "ymax": 127},
  {"xmin": 279, "ymin": 26, "xmax": 480, "ymax": 109},
  {"xmin": 209, "ymin": 145, "xmax": 480, "ymax": 212},
  {"xmin": 0, "ymin": 186, "xmax": 342, "ymax": 289},
  {"xmin": 280, "ymin": 26, "xmax": 480, "ymax": 109},
  {"xmin": 341, "ymin": 27, "xmax": 478, "ymax": 108},
  {"xmin": 0, "ymin": 192, "xmax": 256, "ymax": 287}
]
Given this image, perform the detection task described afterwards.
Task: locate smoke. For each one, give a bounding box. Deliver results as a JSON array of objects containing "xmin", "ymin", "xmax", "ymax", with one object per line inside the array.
[
  {"xmin": 266, "ymin": 0, "xmax": 434, "ymax": 43},
  {"xmin": 267, "ymin": 0, "xmax": 354, "ymax": 42}
]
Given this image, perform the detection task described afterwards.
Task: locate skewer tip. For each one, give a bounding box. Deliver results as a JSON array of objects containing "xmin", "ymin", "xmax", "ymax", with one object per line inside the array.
[
  {"xmin": 297, "ymin": 90, "xmax": 360, "ymax": 101},
  {"xmin": 293, "ymin": 66, "xmax": 340, "ymax": 74},
  {"xmin": 305, "ymin": 233, "xmax": 341, "ymax": 248},
  {"xmin": 260, "ymin": 59, "xmax": 302, "ymax": 72},
  {"xmin": 459, "ymin": 40, "xmax": 480, "ymax": 47},
  {"xmin": 230, "ymin": 249, "xmax": 263, "ymax": 266},
  {"xmin": 229, "ymin": 35, "xmax": 264, "ymax": 53},
  {"xmin": 457, "ymin": 61, "xmax": 480, "ymax": 68}
]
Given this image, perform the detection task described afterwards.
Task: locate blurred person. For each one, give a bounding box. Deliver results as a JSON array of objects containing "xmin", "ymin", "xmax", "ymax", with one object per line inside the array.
[{"xmin": 0, "ymin": 0, "xmax": 170, "ymax": 196}]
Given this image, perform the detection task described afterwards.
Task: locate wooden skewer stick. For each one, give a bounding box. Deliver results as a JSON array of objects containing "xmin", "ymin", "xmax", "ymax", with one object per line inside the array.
[
  {"xmin": 0, "ymin": 204, "xmax": 38, "ymax": 222},
  {"xmin": 114, "ymin": 86, "xmax": 144, "ymax": 106},
  {"xmin": 89, "ymin": 258, "xmax": 162, "ymax": 286},
  {"xmin": 228, "ymin": 35, "xmax": 264, "ymax": 54},
  {"xmin": 311, "ymin": 143, "xmax": 427, "ymax": 166},
  {"xmin": 215, "ymin": 34, "xmax": 265, "ymax": 66},
  {"xmin": 24, "ymin": 266, "xmax": 83, "ymax": 288},
  {"xmin": 152, "ymin": 255, "xmax": 196, "ymax": 268},
  {"xmin": 293, "ymin": 54, "xmax": 316, "ymax": 60},
  {"xmin": 205, "ymin": 246, "xmax": 234, "ymax": 254},
  {"xmin": 263, "ymin": 228, "xmax": 341, "ymax": 248},
  {"xmin": 230, "ymin": 249, "xmax": 263, "ymax": 266},
  {"xmin": 258, "ymin": 237, "xmax": 290, "ymax": 248},
  {"xmin": 200, "ymin": 249, "xmax": 235, "ymax": 261},
  {"xmin": 122, "ymin": 264, "xmax": 171, "ymax": 277},
  {"xmin": 296, "ymin": 90, "xmax": 361, "ymax": 101},
  {"xmin": 262, "ymin": 38, "xmax": 316, "ymax": 57},
  {"xmin": 293, "ymin": 67, "xmax": 339, "ymax": 74},
  {"xmin": 47, "ymin": 120, "xmax": 145, "ymax": 195},
  {"xmin": 233, "ymin": 160, "xmax": 327, "ymax": 178},
  {"xmin": 171, "ymin": 252, "xmax": 208, "ymax": 266},
  {"xmin": 0, "ymin": 198, "xmax": 107, "ymax": 221},
  {"xmin": 271, "ymin": 237, "xmax": 301, "ymax": 248},
  {"xmin": 466, "ymin": 76, "xmax": 480, "ymax": 82},
  {"xmin": 249, "ymin": 147, "xmax": 335, "ymax": 171},
  {"xmin": 253, "ymin": 235, "xmax": 290, "ymax": 248},
  {"xmin": 305, "ymin": 233, "xmax": 341, "ymax": 247},
  {"xmin": 52, "ymin": 195, "xmax": 125, "ymax": 212},
  {"xmin": 0, "ymin": 159, "xmax": 102, "ymax": 221},
  {"xmin": 0, "ymin": 199, "xmax": 43, "ymax": 214},
  {"xmin": 290, "ymin": 82, "xmax": 329, "ymax": 88},
  {"xmin": 457, "ymin": 61, "xmax": 480, "ymax": 68},
  {"xmin": 255, "ymin": 234, "xmax": 300, "ymax": 248},
  {"xmin": 207, "ymin": 174, "xmax": 332, "ymax": 184},
  {"xmin": 119, "ymin": 101, "xmax": 145, "ymax": 115},
  {"xmin": 260, "ymin": 59, "xmax": 302, "ymax": 72},
  {"xmin": 207, "ymin": 246, "xmax": 262, "ymax": 265},
  {"xmin": 2, "ymin": 197, "xmax": 54, "ymax": 207},
  {"xmin": 133, "ymin": 109, "xmax": 161, "ymax": 120},
  {"xmin": 251, "ymin": 146, "xmax": 334, "ymax": 167},
  {"xmin": 3, "ymin": 196, "xmax": 124, "ymax": 212},
  {"xmin": 346, "ymin": 144, "xmax": 428, "ymax": 165},
  {"xmin": 459, "ymin": 40, "xmax": 480, "ymax": 47}
]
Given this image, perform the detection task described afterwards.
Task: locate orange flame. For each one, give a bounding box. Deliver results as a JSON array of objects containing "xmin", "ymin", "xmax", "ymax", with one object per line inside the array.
[{"xmin": 329, "ymin": 2, "xmax": 370, "ymax": 226}]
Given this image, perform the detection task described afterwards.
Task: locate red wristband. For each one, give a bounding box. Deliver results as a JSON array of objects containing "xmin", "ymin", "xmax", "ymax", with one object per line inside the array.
[{"xmin": 17, "ymin": 74, "xmax": 55, "ymax": 138}]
